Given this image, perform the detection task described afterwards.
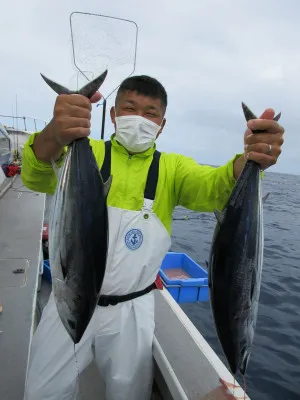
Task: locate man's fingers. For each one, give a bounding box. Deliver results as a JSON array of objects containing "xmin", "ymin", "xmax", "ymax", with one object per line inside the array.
[
  {"xmin": 90, "ymin": 91, "xmax": 102, "ymax": 103},
  {"xmin": 67, "ymin": 106, "xmax": 91, "ymax": 120},
  {"xmin": 258, "ymin": 108, "xmax": 275, "ymax": 120},
  {"xmin": 244, "ymin": 108, "xmax": 278, "ymax": 138},
  {"xmin": 245, "ymin": 142, "xmax": 282, "ymax": 157},
  {"xmin": 245, "ymin": 151, "xmax": 278, "ymax": 169},
  {"xmin": 58, "ymin": 94, "xmax": 92, "ymax": 110},
  {"xmin": 245, "ymin": 132, "xmax": 284, "ymax": 146},
  {"xmin": 65, "ymin": 127, "xmax": 91, "ymax": 139},
  {"xmin": 247, "ymin": 119, "xmax": 284, "ymax": 134}
]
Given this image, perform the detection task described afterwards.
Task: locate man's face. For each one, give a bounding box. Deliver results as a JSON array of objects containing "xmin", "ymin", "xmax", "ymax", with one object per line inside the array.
[{"xmin": 110, "ymin": 90, "xmax": 166, "ymax": 136}]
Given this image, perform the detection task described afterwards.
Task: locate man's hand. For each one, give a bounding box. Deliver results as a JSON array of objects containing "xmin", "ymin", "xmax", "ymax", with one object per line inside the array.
[
  {"xmin": 33, "ymin": 91, "xmax": 102, "ymax": 162},
  {"xmin": 244, "ymin": 108, "xmax": 284, "ymax": 170},
  {"xmin": 234, "ymin": 108, "xmax": 285, "ymax": 179}
]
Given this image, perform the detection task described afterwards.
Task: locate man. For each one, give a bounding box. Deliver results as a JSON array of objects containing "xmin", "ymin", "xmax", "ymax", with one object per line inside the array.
[{"xmin": 22, "ymin": 75, "xmax": 284, "ymax": 400}]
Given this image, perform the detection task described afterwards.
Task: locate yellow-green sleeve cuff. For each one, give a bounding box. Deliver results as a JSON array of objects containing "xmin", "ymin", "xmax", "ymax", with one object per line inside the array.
[
  {"xmin": 224, "ymin": 153, "xmax": 243, "ymax": 186},
  {"xmin": 225, "ymin": 152, "xmax": 264, "ymax": 181},
  {"xmin": 21, "ymin": 132, "xmax": 67, "ymax": 194},
  {"xmin": 25, "ymin": 131, "xmax": 67, "ymax": 170}
]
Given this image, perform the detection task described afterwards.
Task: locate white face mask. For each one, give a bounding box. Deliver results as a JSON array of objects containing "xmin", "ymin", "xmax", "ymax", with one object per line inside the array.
[{"xmin": 114, "ymin": 113, "xmax": 163, "ymax": 153}]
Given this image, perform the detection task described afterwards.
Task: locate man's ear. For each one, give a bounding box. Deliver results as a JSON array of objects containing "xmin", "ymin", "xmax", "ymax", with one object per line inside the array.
[
  {"xmin": 156, "ymin": 118, "xmax": 166, "ymax": 138},
  {"xmin": 110, "ymin": 106, "xmax": 116, "ymax": 125}
]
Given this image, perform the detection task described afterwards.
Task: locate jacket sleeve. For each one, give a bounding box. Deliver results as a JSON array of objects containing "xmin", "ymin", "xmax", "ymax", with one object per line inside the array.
[
  {"xmin": 21, "ymin": 132, "xmax": 66, "ymax": 195},
  {"xmin": 174, "ymin": 154, "xmax": 243, "ymax": 212},
  {"xmin": 21, "ymin": 132, "xmax": 104, "ymax": 195}
]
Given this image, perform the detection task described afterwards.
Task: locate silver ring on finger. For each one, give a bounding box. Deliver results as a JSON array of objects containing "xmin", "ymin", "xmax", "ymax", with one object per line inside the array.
[{"xmin": 266, "ymin": 144, "xmax": 272, "ymax": 155}]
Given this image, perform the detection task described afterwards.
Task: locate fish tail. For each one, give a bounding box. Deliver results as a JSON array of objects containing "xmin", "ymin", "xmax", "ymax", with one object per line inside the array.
[
  {"xmin": 40, "ymin": 70, "xmax": 108, "ymax": 99},
  {"xmin": 78, "ymin": 70, "xmax": 108, "ymax": 98},
  {"xmin": 241, "ymin": 102, "xmax": 281, "ymax": 124},
  {"xmin": 262, "ymin": 192, "xmax": 270, "ymax": 204},
  {"xmin": 40, "ymin": 73, "xmax": 73, "ymax": 95},
  {"xmin": 274, "ymin": 112, "xmax": 281, "ymax": 121},
  {"xmin": 241, "ymin": 102, "xmax": 257, "ymax": 121}
]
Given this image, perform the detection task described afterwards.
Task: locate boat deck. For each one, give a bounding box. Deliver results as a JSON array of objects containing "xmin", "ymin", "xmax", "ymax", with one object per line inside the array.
[
  {"xmin": 0, "ymin": 178, "xmax": 249, "ymax": 400},
  {"xmin": 0, "ymin": 176, "xmax": 45, "ymax": 400}
]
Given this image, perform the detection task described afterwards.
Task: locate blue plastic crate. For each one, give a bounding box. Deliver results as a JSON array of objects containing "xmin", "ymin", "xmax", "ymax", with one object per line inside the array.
[
  {"xmin": 43, "ymin": 260, "xmax": 52, "ymax": 283},
  {"xmin": 159, "ymin": 252, "xmax": 209, "ymax": 304}
]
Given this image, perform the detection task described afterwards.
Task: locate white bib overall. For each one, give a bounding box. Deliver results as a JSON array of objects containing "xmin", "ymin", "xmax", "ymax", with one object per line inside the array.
[{"xmin": 24, "ymin": 143, "xmax": 171, "ymax": 400}]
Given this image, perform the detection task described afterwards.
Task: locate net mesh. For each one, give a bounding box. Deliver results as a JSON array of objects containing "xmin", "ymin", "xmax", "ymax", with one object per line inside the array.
[{"xmin": 69, "ymin": 12, "xmax": 138, "ymax": 99}]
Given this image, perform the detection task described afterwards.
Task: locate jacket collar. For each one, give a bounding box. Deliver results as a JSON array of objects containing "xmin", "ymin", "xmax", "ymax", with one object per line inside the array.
[{"xmin": 110, "ymin": 134, "xmax": 157, "ymax": 158}]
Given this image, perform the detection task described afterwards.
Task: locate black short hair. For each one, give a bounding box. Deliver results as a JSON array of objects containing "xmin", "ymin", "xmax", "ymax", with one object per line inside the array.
[{"xmin": 116, "ymin": 75, "xmax": 168, "ymax": 110}]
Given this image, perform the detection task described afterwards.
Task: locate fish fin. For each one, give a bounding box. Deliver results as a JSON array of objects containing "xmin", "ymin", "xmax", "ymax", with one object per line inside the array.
[
  {"xmin": 60, "ymin": 252, "xmax": 68, "ymax": 280},
  {"xmin": 240, "ymin": 349, "xmax": 251, "ymax": 375},
  {"xmin": 262, "ymin": 192, "xmax": 270, "ymax": 204},
  {"xmin": 40, "ymin": 69, "xmax": 108, "ymax": 99},
  {"xmin": 51, "ymin": 159, "xmax": 60, "ymax": 180},
  {"xmin": 250, "ymin": 262, "xmax": 258, "ymax": 302},
  {"xmin": 103, "ymin": 175, "xmax": 113, "ymax": 198},
  {"xmin": 214, "ymin": 210, "xmax": 225, "ymax": 224}
]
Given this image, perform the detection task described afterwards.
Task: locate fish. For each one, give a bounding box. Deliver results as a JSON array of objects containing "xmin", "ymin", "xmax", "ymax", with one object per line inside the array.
[
  {"xmin": 43, "ymin": 70, "xmax": 112, "ymax": 344},
  {"xmin": 207, "ymin": 102, "xmax": 281, "ymax": 376},
  {"xmin": 262, "ymin": 192, "xmax": 271, "ymax": 203}
]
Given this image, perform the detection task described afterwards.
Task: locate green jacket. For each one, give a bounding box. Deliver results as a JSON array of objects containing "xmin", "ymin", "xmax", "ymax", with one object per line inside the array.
[{"xmin": 21, "ymin": 132, "xmax": 241, "ymax": 235}]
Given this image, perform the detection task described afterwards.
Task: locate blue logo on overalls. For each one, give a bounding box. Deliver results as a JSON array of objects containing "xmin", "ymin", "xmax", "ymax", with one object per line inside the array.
[{"xmin": 125, "ymin": 229, "xmax": 143, "ymax": 250}]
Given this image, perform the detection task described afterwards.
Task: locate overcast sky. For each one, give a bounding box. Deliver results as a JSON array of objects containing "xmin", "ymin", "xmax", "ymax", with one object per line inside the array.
[{"xmin": 1, "ymin": 0, "xmax": 299, "ymax": 175}]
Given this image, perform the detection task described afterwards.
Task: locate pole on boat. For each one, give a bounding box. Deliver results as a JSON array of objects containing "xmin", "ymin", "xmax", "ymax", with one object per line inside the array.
[
  {"xmin": 15, "ymin": 95, "xmax": 19, "ymax": 157},
  {"xmin": 69, "ymin": 12, "xmax": 139, "ymax": 140},
  {"xmin": 23, "ymin": 117, "xmax": 27, "ymax": 131},
  {"xmin": 100, "ymin": 98, "xmax": 107, "ymax": 140}
]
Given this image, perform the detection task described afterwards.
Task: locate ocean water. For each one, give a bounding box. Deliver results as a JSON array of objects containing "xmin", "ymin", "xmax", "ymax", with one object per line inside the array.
[{"xmin": 171, "ymin": 171, "xmax": 300, "ymax": 400}]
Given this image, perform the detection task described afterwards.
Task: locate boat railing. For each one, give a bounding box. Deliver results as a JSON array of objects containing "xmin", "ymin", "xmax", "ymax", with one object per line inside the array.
[{"xmin": 0, "ymin": 114, "xmax": 47, "ymax": 133}]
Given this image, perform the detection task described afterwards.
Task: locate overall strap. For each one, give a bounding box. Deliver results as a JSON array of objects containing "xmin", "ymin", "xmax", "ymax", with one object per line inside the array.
[
  {"xmin": 144, "ymin": 150, "xmax": 161, "ymax": 201},
  {"xmin": 100, "ymin": 140, "xmax": 161, "ymax": 202},
  {"xmin": 100, "ymin": 140, "xmax": 112, "ymax": 182}
]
